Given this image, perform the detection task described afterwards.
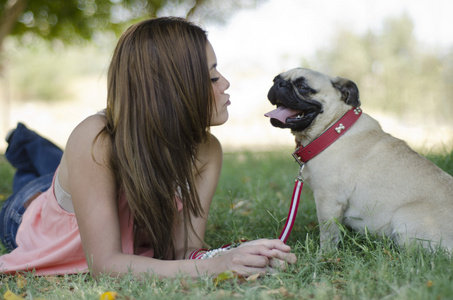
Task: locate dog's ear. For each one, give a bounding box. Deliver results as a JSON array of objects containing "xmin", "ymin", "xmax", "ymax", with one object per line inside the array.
[{"xmin": 332, "ymin": 77, "xmax": 361, "ymax": 107}]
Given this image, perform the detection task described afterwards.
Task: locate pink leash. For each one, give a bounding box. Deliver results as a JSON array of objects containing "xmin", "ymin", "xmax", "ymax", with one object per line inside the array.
[{"xmin": 278, "ymin": 162, "xmax": 304, "ymax": 243}]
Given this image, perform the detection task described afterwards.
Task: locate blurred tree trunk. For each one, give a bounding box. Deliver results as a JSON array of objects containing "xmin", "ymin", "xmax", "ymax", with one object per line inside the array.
[
  {"xmin": 0, "ymin": 0, "xmax": 28, "ymax": 138},
  {"xmin": 0, "ymin": 0, "xmax": 28, "ymax": 48}
]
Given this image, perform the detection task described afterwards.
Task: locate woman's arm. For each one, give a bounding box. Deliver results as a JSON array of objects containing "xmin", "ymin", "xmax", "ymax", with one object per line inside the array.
[
  {"xmin": 61, "ymin": 117, "xmax": 295, "ymax": 278},
  {"xmin": 172, "ymin": 133, "xmax": 223, "ymax": 259},
  {"xmin": 172, "ymin": 133, "xmax": 297, "ymax": 273},
  {"xmin": 63, "ymin": 115, "xmax": 129, "ymax": 277}
]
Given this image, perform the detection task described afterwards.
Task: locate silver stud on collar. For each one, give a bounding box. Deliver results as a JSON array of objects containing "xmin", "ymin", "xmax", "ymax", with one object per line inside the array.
[
  {"xmin": 354, "ymin": 107, "xmax": 362, "ymax": 115},
  {"xmin": 335, "ymin": 123, "xmax": 345, "ymax": 134}
]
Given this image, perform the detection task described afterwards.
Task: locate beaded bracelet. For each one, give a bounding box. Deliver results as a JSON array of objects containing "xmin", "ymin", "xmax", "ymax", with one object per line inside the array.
[
  {"xmin": 189, "ymin": 247, "xmax": 228, "ymax": 259},
  {"xmin": 221, "ymin": 239, "xmax": 247, "ymax": 250},
  {"xmin": 199, "ymin": 247, "xmax": 229, "ymax": 259},
  {"xmin": 189, "ymin": 239, "xmax": 248, "ymax": 260}
]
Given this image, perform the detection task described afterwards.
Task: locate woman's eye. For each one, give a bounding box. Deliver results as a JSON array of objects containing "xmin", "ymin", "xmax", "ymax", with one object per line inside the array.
[{"xmin": 211, "ymin": 77, "xmax": 220, "ymax": 83}]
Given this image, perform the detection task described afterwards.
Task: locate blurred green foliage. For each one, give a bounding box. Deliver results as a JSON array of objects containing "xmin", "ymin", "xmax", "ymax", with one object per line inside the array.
[
  {"xmin": 308, "ymin": 13, "xmax": 453, "ymax": 122},
  {"xmin": 5, "ymin": 12, "xmax": 453, "ymax": 114},
  {"xmin": 1, "ymin": 0, "xmax": 267, "ymax": 102},
  {"xmin": 2, "ymin": 0, "xmax": 266, "ymax": 44},
  {"xmin": 0, "ymin": 155, "xmax": 14, "ymax": 202},
  {"xmin": 6, "ymin": 36, "xmax": 112, "ymax": 101}
]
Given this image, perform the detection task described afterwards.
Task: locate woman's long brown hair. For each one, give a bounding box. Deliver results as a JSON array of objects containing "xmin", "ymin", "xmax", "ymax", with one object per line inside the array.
[{"xmin": 102, "ymin": 17, "xmax": 213, "ymax": 259}]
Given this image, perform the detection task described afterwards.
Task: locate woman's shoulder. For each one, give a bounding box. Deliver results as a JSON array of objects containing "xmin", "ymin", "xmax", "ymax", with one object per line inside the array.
[
  {"xmin": 198, "ymin": 132, "xmax": 222, "ymax": 156},
  {"xmin": 206, "ymin": 132, "xmax": 222, "ymax": 150},
  {"xmin": 195, "ymin": 132, "xmax": 223, "ymax": 170},
  {"xmin": 64, "ymin": 112, "xmax": 111, "ymax": 163},
  {"xmin": 58, "ymin": 112, "xmax": 111, "ymax": 193},
  {"xmin": 72, "ymin": 112, "xmax": 107, "ymax": 134}
]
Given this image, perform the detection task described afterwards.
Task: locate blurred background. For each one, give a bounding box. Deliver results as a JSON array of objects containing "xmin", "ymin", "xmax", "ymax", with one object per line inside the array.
[{"xmin": 0, "ymin": 0, "xmax": 452, "ymax": 153}]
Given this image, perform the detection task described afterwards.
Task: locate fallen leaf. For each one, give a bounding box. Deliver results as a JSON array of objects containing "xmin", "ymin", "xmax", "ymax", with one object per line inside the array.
[
  {"xmin": 179, "ymin": 278, "xmax": 190, "ymax": 291},
  {"xmin": 231, "ymin": 200, "xmax": 247, "ymax": 210},
  {"xmin": 265, "ymin": 287, "xmax": 294, "ymax": 298},
  {"xmin": 213, "ymin": 270, "xmax": 245, "ymax": 286},
  {"xmin": 246, "ymin": 273, "xmax": 263, "ymax": 282},
  {"xmin": 3, "ymin": 284, "xmax": 25, "ymax": 300},
  {"xmin": 16, "ymin": 275, "xmax": 26, "ymax": 289},
  {"xmin": 214, "ymin": 270, "xmax": 237, "ymax": 285},
  {"xmin": 44, "ymin": 276, "xmax": 61, "ymax": 284}
]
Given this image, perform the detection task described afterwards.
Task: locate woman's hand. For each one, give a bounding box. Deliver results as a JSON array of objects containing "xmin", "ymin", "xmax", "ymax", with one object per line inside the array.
[{"xmin": 212, "ymin": 239, "xmax": 297, "ymax": 276}]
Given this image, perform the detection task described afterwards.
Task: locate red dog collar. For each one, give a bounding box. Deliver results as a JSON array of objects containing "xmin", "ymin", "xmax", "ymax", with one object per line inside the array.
[{"xmin": 293, "ymin": 107, "xmax": 362, "ymax": 163}]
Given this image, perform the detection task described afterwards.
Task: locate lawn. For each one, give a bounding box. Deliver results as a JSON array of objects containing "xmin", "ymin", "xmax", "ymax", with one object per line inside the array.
[{"xmin": 1, "ymin": 149, "xmax": 453, "ymax": 299}]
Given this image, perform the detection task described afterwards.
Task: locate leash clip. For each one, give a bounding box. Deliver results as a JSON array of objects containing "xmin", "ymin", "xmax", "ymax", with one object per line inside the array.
[
  {"xmin": 296, "ymin": 163, "xmax": 305, "ymax": 182},
  {"xmin": 292, "ymin": 148, "xmax": 305, "ymax": 182},
  {"xmin": 292, "ymin": 147, "xmax": 304, "ymax": 167}
]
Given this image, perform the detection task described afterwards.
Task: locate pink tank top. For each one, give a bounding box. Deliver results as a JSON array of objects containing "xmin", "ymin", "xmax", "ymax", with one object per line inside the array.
[{"xmin": 0, "ymin": 174, "xmax": 154, "ymax": 275}]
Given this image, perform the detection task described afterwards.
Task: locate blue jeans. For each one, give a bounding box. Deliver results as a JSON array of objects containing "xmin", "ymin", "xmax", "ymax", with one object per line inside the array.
[{"xmin": 0, "ymin": 123, "xmax": 63, "ymax": 251}]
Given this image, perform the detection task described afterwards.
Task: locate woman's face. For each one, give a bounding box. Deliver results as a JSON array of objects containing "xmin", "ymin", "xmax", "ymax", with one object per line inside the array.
[{"xmin": 206, "ymin": 41, "xmax": 230, "ymax": 126}]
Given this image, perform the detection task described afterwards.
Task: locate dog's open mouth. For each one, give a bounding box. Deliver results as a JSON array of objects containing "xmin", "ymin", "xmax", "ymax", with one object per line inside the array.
[
  {"xmin": 265, "ymin": 106, "xmax": 304, "ymax": 124},
  {"xmin": 265, "ymin": 105, "xmax": 318, "ymax": 130}
]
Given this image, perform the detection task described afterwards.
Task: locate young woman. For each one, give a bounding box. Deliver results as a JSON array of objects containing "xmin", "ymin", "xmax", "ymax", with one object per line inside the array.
[{"xmin": 0, "ymin": 17, "xmax": 296, "ymax": 278}]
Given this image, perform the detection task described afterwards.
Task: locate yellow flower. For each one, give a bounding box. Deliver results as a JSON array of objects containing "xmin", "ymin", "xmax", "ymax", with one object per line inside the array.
[{"xmin": 100, "ymin": 291, "xmax": 118, "ymax": 300}]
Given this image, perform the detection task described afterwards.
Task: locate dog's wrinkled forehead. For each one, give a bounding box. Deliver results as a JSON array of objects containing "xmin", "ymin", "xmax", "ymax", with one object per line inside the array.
[{"xmin": 278, "ymin": 68, "xmax": 333, "ymax": 90}]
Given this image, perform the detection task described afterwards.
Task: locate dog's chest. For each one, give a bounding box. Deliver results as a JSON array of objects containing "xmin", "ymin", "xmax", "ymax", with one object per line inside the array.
[{"xmin": 304, "ymin": 163, "xmax": 393, "ymax": 235}]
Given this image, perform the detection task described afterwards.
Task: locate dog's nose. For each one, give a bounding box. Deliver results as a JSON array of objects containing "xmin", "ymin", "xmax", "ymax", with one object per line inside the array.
[
  {"xmin": 276, "ymin": 78, "xmax": 289, "ymax": 89},
  {"xmin": 268, "ymin": 78, "xmax": 290, "ymax": 103}
]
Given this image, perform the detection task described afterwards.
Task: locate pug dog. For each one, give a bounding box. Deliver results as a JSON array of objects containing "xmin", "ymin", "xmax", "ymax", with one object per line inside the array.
[{"xmin": 265, "ymin": 67, "xmax": 453, "ymax": 252}]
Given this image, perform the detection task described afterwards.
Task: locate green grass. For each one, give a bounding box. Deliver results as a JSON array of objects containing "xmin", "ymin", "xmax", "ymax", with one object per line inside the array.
[
  {"xmin": 0, "ymin": 155, "xmax": 14, "ymax": 203},
  {"xmin": 1, "ymin": 149, "xmax": 453, "ymax": 299}
]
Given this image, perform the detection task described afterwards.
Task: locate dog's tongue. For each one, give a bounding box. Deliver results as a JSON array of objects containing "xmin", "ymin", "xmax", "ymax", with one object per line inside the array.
[{"xmin": 264, "ymin": 106, "xmax": 300, "ymax": 124}]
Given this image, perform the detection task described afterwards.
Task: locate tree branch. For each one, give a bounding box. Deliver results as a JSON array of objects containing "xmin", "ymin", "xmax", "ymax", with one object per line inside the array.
[{"xmin": 186, "ymin": 0, "xmax": 208, "ymax": 19}]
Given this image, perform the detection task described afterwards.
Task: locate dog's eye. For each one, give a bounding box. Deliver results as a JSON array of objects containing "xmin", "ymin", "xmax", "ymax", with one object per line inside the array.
[
  {"xmin": 296, "ymin": 84, "xmax": 306, "ymax": 89},
  {"xmin": 295, "ymin": 83, "xmax": 316, "ymax": 94},
  {"xmin": 296, "ymin": 83, "xmax": 310, "ymax": 91},
  {"xmin": 294, "ymin": 79, "xmax": 309, "ymax": 90}
]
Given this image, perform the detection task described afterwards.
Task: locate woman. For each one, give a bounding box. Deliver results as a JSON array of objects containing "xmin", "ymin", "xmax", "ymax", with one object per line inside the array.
[{"xmin": 0, "ymin": 17, "xmax": 296, "ymax": 278}]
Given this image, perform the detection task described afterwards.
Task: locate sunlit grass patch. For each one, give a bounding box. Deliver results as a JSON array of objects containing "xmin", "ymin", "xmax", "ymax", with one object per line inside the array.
[{"xmin": 1, "ymin": 150, "xmax": 453, "ymax": 299}]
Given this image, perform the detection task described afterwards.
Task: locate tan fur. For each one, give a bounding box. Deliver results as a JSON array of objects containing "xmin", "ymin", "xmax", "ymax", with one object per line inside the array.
[{"xmin": 275, "ymin": 68, "xmax": 453, "ymax": 252}]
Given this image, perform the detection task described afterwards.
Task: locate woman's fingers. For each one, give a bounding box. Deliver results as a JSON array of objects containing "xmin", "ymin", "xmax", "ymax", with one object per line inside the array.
[
  {"xmin": 239, "ymin": 239, "xmax": 292, "ymax": 253},
  {"xmin": 268, "ymin": 257, "xmax": 295, "ymax": 270},
  {"xmin": 227, "ymin": 240, "xmax": 297, "ymax": 267},
  {"xmin": 268, "ymin": 249, "xmax": 297, "ymax": 264},
  {"xmin": 214, "ymin": 238, "xmax": 298, "ymax": 277},
  {"xmin": 246, "ymin": 244, "xmax": 297, "ymax": 264},
  {"xmin": 227, "ymin": 248, "xmax": 269, "ymax": 268}
]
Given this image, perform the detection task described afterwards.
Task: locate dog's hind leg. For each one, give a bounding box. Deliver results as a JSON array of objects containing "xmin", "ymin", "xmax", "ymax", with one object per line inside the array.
[{"xmin": 390, "ymin": 204, "xmax": 447, "ymax": 252}]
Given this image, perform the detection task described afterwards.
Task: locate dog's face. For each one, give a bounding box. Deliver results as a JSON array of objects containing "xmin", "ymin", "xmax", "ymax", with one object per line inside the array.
[{"xmin": 265, "ymin": 68, "xmax": 361, "ymax": 133}]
